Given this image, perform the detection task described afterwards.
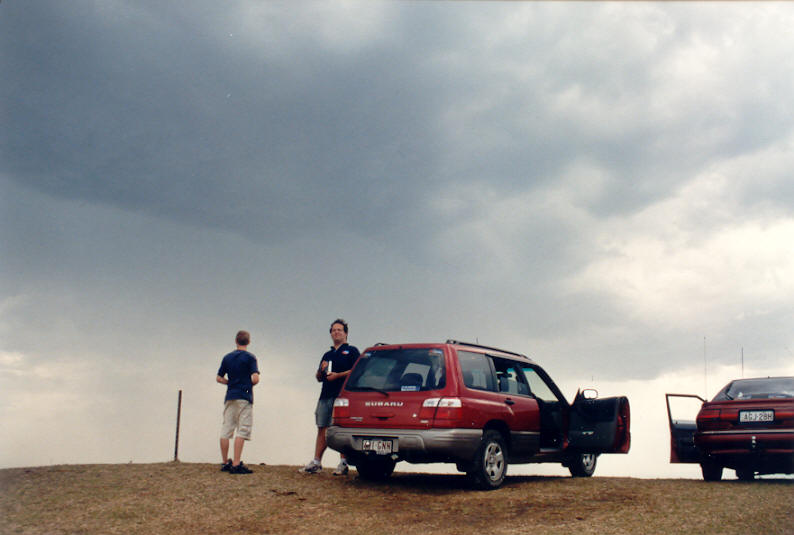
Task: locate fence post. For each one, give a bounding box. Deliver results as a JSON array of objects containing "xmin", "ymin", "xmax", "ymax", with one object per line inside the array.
[{"xmin": 174, "ymin": 389, "xmax": 182, "ymax": 461}]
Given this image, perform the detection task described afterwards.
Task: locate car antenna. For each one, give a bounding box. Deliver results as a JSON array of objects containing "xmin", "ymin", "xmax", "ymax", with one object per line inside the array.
[{"xmin": 703, "ymin": 336, "xmax": 708, "ymax": 399}]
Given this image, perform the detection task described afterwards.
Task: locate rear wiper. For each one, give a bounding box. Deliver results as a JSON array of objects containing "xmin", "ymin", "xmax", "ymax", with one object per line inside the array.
[{"xmin": 352, "ymin": 386, "xmax": 390, "ymax": 397}]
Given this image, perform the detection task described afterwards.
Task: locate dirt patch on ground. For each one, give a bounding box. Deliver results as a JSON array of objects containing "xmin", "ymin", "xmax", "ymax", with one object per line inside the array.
[{"xmin": 1, "ymin": 463, "xmax": 792, "ymax": 535}]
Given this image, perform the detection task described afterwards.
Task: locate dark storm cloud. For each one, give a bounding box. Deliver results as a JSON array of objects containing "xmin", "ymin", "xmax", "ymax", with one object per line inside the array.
[
  {"xmin": 3, "ymin": 1, "xmax": 794, "ymax": 381},
  {"xmin": 6, "ymin": 0, "xmax": 793, "ymax": 252},
  {"xmin": 2, "ymin": 1, "xmax": 453, "ymax": 247}
]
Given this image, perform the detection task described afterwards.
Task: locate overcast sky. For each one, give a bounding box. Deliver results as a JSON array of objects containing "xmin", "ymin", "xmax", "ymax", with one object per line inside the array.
[{"xmin": 2, "ymin": 1, "xmax": 794, "ymax": 477}]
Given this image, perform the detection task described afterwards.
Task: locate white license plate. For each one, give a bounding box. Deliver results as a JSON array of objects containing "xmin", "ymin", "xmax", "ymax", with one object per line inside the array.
[
  {"xmin": 362, "ymin": 439, "xmax": 393, "ymax": 455},
  {"xmin": 739, "ymin": 410, "xmax": 774, "ymax": 423}
]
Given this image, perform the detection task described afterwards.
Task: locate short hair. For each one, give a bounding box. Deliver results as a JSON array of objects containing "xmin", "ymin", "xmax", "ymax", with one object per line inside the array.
[
  {"xmin": 330, "ymin": 319, "xmax": 348, "ymax": 334},
  {"xmin": 236, "ymin": 330, "xmax": 250, "ymax": 346}
]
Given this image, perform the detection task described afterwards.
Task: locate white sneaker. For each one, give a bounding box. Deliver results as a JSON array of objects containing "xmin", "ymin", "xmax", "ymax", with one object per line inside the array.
[
  {"xmin": 333, "ymin": 461, "xmax": 349, "ymax": 476},
  {"xmin": 300, "ymin": 459, "xmax": 322, "ymax": 474}
]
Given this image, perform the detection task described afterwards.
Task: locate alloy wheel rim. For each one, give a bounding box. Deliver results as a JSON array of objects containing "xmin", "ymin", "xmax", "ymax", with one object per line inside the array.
[
  {"xmin": 581, "ymin": 453, "xmax": 596, "ymax": 471},
  {"xmin": 484, "ymin": 442, "xmax": 504, "ymax": 480}
]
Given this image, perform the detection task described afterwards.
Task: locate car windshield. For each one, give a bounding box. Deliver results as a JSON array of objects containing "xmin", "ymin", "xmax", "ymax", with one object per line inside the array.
[
  {"xmin": 712, "ymin": 377, "xmax": 794, "ymax": 401},
  {"xmin": 346, "ymin": 348, "xmax": 446, "ymax": 393}
]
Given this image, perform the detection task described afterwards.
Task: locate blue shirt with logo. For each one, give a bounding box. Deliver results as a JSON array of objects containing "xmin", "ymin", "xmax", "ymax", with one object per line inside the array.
[{"xmin": 319, "ymin": 343, "xmax": 359, "ymax": 399}]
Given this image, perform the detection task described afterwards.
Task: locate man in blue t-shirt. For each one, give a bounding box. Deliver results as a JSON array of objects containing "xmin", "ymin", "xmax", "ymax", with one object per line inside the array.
[
  {"xmin": 300, "ymin": 319, "xmax": 359, "ymax": 475},
  {"xmin": 216, "ymin": 330, "xmax": 260, "ymax": 474}
]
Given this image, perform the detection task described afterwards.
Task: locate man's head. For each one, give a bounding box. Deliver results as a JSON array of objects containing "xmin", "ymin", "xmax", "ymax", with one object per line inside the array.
[
  {"xmin": 329, "ymin": 319, "xmax": 348, "ymax": 347},
  {"xmin": 236, "ymin": 330, "xmax": 250, "ymax": 347}
]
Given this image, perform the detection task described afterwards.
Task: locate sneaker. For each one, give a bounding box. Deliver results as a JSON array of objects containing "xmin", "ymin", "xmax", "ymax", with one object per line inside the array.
[
  {"xmin": 220, "ymin": 459, "xmax": 232, "ymax": 472},
  {"xmin": 300, "ymin": 459, "xmax": 322, "ymax": 474},
  {"xmin": 333, "ymin": 461, "xmax": 349, "ymax": 476},
  {"xmin": 229, "ymin": 462, "xmax": 253, "ymax": 474}
]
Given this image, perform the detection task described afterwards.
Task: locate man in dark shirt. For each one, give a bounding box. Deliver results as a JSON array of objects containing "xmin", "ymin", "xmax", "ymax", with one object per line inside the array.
[
  {"xmin": 216, "ymin": 330, "xmax": 260, "ymax": 474},
  {"xmin": 301, "ymin": 319, "xmax": 359, "ymax": 475}
]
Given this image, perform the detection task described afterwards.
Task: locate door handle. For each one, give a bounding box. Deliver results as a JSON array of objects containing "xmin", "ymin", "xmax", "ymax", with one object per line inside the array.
[{"xmin": 505, "ymin": 398, "xmax": 515, "ymax": 406}]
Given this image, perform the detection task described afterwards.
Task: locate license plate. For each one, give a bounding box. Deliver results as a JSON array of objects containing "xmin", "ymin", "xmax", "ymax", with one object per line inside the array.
[
  {"xmin": 739, "ymin": 410, "xmax": 774, "ymax": 423},
  {"xmin": 362, "ymin": 438, "xmax": 393, "ymax": 455}
]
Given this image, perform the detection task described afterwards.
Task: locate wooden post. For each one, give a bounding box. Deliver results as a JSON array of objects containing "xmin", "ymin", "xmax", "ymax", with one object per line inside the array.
[{"xmin": 174, "ymin": 389, "xmax": 182, "ymax": 461}]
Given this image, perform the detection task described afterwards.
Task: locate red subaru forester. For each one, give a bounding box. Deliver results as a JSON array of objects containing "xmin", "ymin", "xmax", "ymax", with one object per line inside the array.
[{"xmin": 327, "ymin": 340, "xmax": 630, "ymax": 489}]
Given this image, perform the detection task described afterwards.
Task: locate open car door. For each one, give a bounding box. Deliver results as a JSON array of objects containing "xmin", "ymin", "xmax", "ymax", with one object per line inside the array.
[
  {"xmin": 567, "ymin": 391, "xmax": 631, "ymax": 453},
  {"xmin": 665, "ymin": 393, "xmax": 704, "ymax": 463}
]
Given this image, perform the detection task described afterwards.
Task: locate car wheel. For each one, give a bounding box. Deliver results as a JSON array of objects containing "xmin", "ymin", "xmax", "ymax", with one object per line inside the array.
[
  {"xmin": 700, "ymin": 460, "xmax": 723, "ymax": 481},
  {"xmin": 736, "ymin": 468, "xmax": 755, "ymax": 481},
  {"xmin": 567, "ymin": 453, "xmax": 597, "ymax": 478},
  {"xmin": 468, "ymin": 430, "xmax": 508, "ymax": 490},
  {"xmin": 355, "ymin": 456, "xmax": 396, "ymax": 481}
]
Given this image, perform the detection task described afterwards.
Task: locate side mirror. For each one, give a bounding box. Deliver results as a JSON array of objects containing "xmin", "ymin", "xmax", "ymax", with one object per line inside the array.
[{"xmin": 582, "ymin": 388, "xmax": 598, "ymax": 400}]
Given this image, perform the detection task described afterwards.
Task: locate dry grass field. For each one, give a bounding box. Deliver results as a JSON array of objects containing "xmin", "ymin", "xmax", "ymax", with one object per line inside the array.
[{"xmin": 1, "ymin": 462, "xmax": 792, "ymax": 535}]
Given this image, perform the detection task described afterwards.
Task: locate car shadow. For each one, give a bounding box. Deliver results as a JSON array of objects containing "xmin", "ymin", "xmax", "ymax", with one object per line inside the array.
[{"xmin": 350, "ymin": 471, "xmax": 567, "ymax": 492}]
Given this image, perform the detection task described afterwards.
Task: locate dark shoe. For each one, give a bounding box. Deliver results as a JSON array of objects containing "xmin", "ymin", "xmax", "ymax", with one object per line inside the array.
[
  {"xmin": 220, "ymin": 459, "xmax": 232, "ymax": 472},
  {"xmin": 230, "ymin": 462, "xmax": 253, "ymax": 474}
]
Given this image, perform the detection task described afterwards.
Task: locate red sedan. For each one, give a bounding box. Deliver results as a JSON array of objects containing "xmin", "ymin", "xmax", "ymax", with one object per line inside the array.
[{"xmin": 667, "ymin": 376, "xmax": 794, "ymax": 481}]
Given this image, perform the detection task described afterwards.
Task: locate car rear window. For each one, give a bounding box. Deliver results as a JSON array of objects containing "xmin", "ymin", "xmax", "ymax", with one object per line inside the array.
[
  {"xmin": 713, "ymin": 377, "xmax": 794, "ymax": 400},
  {"xmin": 346, "ymin": 348, "xmax": 446, "ymax": 392}
]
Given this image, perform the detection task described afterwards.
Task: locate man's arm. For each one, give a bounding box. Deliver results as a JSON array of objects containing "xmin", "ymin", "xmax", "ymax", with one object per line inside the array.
[
  {"xmin": 251, "ymin": 372, "xmax": 260, "ymax": 385},
  {"xmin": 326, "ymin": 369, "xmax": 351, "ymax": 382},
  {"xmin": 216, "ymin": 375, "xmax": 228, "ymax": 385},
  {"xmin": 326, "ymin": 347, "xmax": 358, "ymax": 382}
]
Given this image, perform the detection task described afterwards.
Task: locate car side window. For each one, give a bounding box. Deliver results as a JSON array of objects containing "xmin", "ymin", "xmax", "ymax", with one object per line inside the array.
[
  {"xmin": 520, "ymin": 366, "xmax": 560, "ymax": 402},
  {"xmin": 457, "ymin": 351, "xmax": 497, "ymax": 392},
  {"xmin": 492, "ymin": 357, "xmax": 531, "ymax": 396}
]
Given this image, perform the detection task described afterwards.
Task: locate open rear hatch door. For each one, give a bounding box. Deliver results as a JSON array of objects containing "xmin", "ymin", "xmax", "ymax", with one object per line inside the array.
[
  {"xmin": 665, "ymin": 393, "xmax": 704, "ymax": 463},
  {"xmin": 567, "ymin": 391, "xmax": 631, "ymax": 453}
]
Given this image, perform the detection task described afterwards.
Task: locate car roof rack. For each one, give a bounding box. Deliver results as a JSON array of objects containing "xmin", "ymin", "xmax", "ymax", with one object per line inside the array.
[{"xmin": 445, "ymin": 339, "xmax": 529, "ymax": 360}]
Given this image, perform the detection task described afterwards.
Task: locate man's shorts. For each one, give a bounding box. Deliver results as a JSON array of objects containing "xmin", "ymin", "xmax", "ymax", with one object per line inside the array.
[
  {"xmin": 315, "ymin": 397, "xmax": 335, "ymax": 428},
  {"xmin": 220, "ymin": 399, "xmax": 253, "ymax": 440}
]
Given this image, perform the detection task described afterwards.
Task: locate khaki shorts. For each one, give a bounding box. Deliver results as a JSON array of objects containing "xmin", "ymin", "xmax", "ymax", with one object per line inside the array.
[{"xmin": 220, "ymin": 399, "xmax": 253, "ymax": 440}]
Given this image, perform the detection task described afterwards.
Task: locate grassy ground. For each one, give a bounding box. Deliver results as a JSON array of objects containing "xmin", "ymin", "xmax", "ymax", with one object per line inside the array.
[{"xmin": 1, "ymin": 463, "xmax": 792, "ymax": 535}]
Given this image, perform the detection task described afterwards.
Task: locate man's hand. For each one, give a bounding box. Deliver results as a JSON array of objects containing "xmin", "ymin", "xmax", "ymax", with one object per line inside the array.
[{"xmin": 316, "ymin": 362, "xmax": 328, "ymax": 382}]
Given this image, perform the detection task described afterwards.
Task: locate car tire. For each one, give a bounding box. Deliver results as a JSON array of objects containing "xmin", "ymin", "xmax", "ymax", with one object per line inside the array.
[
  {"xmin": 355, "ymin": 456, "xmax": 396, "ymax": 481},
  {"xmin": 735, "ymin": 468, "xmax": 755, "ymax": 481},
  {"xmin": 567, "ymin": 453, "xmax": 597, "ymax": 478},
  {"xmin": 700, "ymin": 460, "xmax": 723, "ymax": 481},
  {"xmin": 468, "ymin": 430, "xmax": 508, "ymax": 490}
]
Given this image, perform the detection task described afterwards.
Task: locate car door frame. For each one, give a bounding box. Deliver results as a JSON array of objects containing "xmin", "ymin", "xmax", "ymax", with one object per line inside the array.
[
  {"xmin": 665, "ymin": 393, "xmax": 705, "ymax": 464},
  {"xmin": 516, "ymin": 363, "xmax": 572, "ymax": 451}
]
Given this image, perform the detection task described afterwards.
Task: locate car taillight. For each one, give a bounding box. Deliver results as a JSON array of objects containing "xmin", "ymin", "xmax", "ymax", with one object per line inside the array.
[
  {"xmin": 333, "ymin": 397, "xmax": 349, "ymax": 419},
  {"xmin": 419, "ymin": 398, "xmax": 440, "ymax": 420},
  {"xmin": 697, "ymin": 408, "xmax": 721, "ymax": 430},
  {"xmin": 436, "ymin": 398, "xmax": 462, "ymax": 419},
  {"xmin": 418, "ymin": 397, "xmax": 462, "ymax": 422}
]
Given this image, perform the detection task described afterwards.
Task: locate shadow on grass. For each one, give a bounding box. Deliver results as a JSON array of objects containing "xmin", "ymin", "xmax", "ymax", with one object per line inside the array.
[
  {"xmin": 349, "ymin": 471, "xmax": 568, "ymax": 493},
  {"xmin": 347, "ymin": 469, "xmax": 794, "ymax": 493}
]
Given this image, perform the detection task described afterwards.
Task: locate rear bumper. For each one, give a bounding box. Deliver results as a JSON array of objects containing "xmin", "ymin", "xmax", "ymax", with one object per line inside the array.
[
  {"xmin": 695, "ymin": 429, "xmax": 794, "ymax": 473},
  {"xmin": 696, "ymin": 429, "xmax": 794, "ymax": 453},
  {"xmin": 326, "ymin": 426, "xmax": 483, "ymax": 464}
]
